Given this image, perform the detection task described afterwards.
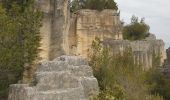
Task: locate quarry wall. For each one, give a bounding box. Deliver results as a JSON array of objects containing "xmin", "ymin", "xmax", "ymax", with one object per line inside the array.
[
  {"xmin": 69, "ymin": 9, "xmax": 123, "ymax": 57},
  {"xmin": 36, "ymin": 0, "xmax": 70, "ymax": 60},
  {"xmin": 36, "ymin": 0, "xmax": 166, "ymax": 68},
  {"xmin": 36, "ymin": 0, "xmax": 123, "ymax": 60},
  {"xmin": 104, "ymin": 35, "xmax": 166, "ymax": 69},
  {"xmin": 161, "ymin": 48, "xmax": 170, "ymax": 79}
]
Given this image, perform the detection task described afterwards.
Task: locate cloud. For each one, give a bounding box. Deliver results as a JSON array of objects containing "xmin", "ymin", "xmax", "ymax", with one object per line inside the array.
[{"xmin": 115, "ymin": 0, "xmax": 170, "ymax": 45}]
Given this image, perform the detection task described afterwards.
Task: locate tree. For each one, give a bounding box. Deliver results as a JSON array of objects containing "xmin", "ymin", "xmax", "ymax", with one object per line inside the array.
[
  {"xmin": 70, "ymin": 0, "xmax": 118, "ymax": 12},
  {"xmin": 70, "ymin": 0, "xmax": 81, "ymax": 12},
  {"xmin": 131, "ymin": 15, "xmax": 138, "ymax": 23},
  {"xmin": 123, "ymin": 15, "xmax": 150, "ymax": 40},
  {"xmin": 0, "ymin": 1, "xmax": 42, "ymax": 99},
  {"xmin": 104, "ymin": 0, "xmax": 118, "ymax": 10},
  {"xmin": 1, "ymin": 0, "xmax": 34, "ymax": 10}
]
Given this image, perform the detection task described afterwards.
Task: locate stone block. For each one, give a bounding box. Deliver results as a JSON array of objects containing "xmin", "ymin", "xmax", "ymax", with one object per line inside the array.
[{"xmin": 8, "ymin": 56, "xmax": 99, "ymax": 100}]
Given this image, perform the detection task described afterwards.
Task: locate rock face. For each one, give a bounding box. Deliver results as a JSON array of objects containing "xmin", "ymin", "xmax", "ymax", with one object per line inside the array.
[
  {"xmin": 165, "ymin": 48, "xmax": 170, "ymax": 66},
  {"xmin": 36, "ymin": 0, "xmax": 70, "ymax": 60},
  {"xmin": 37, "ymin": 1, "xmax": 123, "ymax": 60},
  {"xmin": 35, "ymin": 0, "xmax": 52, "ymax": 60},
  {"xmin": 162, "ymin": 48, "xmax": 170, "ymax": 79},
  {"xmin": 8, "ymin": 56, "xmax": 99, "ymax": 100},
  {"xmin": 103, "ymin": 34, "xmax": 166, "ymax": 69},
  {"xmin": 69, "ymin": 9, "xmax": 123, "ymax": 58},
  {"xmin": 36, "ymin": 0, "xmax": 165, "ymax": 67}
]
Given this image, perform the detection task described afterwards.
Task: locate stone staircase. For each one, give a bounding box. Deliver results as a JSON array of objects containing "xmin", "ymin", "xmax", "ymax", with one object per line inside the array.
[{"xmin": 8, "ymin": 56, "xmax": 99, "ymax": 100}]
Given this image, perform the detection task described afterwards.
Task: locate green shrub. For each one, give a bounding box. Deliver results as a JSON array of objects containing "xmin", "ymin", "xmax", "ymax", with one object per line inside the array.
[
  {"xmin": 123, "ymin": 16, "xmax": 150, "ymax": 40},
  {"xmin": 145, "ymin": 68, "xmax": 170, "ymax": 100},
  {"xmin": 89, "ymin": 38, "xmax": 164, "ymax": 100},
  {"xmin": 70, "ymin": 0, "xmax": 118, "ymax": 12},
  {"xmin": 0, "ymin": 1, "xmax": 42, "ymax": 99}
]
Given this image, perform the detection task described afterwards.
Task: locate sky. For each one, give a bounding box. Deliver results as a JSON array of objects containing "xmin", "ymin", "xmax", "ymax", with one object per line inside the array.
[{"xmin": 115, "ymin": 0, "xmax": 170, "ymax": 48}]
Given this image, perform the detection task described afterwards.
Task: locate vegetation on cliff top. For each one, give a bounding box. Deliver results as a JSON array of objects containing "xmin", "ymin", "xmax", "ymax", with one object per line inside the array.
[
  {"xmin": 0, "ymin": 0, "xmax": 42, "ymax": 99},
  {"xmin": 89, "ymin": 38, "xmax": 170, "ymax": 100},
  {"xmin": 70, "ymin": 0, "xmax": 118, "ymax": 12},
  {"xmin": 71, "ymin": 0, "xmax": 150, "ymax": 41},
  {"xmin": 123, "ymin": 16, "xmax": 150, "ymax": 40}
]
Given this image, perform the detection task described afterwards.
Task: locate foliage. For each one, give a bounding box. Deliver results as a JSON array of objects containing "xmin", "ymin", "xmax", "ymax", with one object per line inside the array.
[
  {"xmin": 0, "ymin": 1, "xmax": 42, "ymax": 99},
  {"xmin": 1, "ymin": 0, "xmax": 34, "ymax": 10},
  {"xmin": 146, "ymin": 52, "xmax": 170, "ymax": 100},
  {"xmin": 123, "ymin": 16, "xmax": 150, "ymax": 40},
  {"xmin": 145, "ymin": 68, "xmax": 170, "ymax": 100},
  {"xmin": 70, "ymin": 0, "xmax": 118, "ymax": 12},
  {"xmin": 89, "ymin": 38, "xmax": 164, "ymax": 100}
]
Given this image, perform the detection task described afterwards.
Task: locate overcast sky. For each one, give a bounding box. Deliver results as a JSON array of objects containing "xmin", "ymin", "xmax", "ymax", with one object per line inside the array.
[{"xmin": 115, "ymin": 0, "xmax": 170, "ymax": 48}]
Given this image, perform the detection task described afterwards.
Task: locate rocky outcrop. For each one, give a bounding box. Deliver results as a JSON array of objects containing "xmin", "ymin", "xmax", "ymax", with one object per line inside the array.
[
  {"xmin": 164, "ymin": 48, "xmax": 170, "ymax": 66},
  {"xmin": 69, "ymin": 9, "xmax": 123, "ymax": 57},
  {"xmin": 22, "ymin": 0, "xmax": 71, "ymax": 84},
  {"xmin": 36, "ymin": 0, "xmax": 165, "ymax": 67},
  {"xmin": 36, "ymin": 0, "xmax": 70, "ymax": 60},
  {"xmin": 35, "ymin": 0, "xmax": 52, "ymax": 60},
  {"xmin": 37, "ymin": 0, "xmax": 123, "ymax": 59},
  {"xmin": 8, "ymin": 56, "xmax": 99, "ymax": 100},
  {"xmin": 103, "ymin": 34, "xmax": 166, "ymax": 69},
  {"xmin": 162, "ymin": 48, "xmax": 170, "ymax": 79}
]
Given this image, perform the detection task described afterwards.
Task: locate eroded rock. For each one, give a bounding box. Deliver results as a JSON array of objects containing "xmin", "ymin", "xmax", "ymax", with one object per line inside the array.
[{"xmin": 8, "ymin": 56, "xmax": 99, "ymax": 100}]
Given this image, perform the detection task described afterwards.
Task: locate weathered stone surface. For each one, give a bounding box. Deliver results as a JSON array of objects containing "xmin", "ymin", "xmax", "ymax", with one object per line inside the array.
[
  {"xmin": 165, "ymin": 48, "xmax": 170, "ymax": 65},
  {"xmin": 145, "ymin": 33, "xmax": 156, "ymax": 40},
  {"xmin": 69, "ymin": 9, "xmax": 123, "ymax": 58},
  {"xmin": 103, "ymin": 37, "xmax": 166, "ymax": 69},
  {"xmin": 36, "ymin": 0, "xmax": 70, "ymax": 60},
  {"xmin": 8, "ymin": 56, "xmax": 99, "ymax": 100},
  {"xmin": 35, "ymin": 0, "xmax": 52, "ymax": 60},
  {"xmin": 37, "ymin": 0, "xmax": 123, "ymax": 59},
  {"xmin": 162, "ymin": 48, "xmax": 170, "ymax": 79},
  {"xmin": 36, "ymin": 0, "xmax": 165, "ymax": 68}
]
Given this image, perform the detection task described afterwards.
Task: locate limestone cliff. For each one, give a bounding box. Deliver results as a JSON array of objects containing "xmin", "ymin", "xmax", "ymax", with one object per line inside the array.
[
  {"xmin": 36, "ymin": 0, "xmax": 166, "ymax": 68},
  {"xmin": 36, "ymin": 0, "xmax": 70, "ymax": 60},
  {"xmin": 69, "ymin": 9, "xmax": 123, "ymax": 57},
  {"xmin": 162, "ymin": 48, "xmax": 170, "ymax": 79},
  {"xmin": 103, "ymin": 34, "xmax": 166, "ymax": 69},
  {"xmin": 37, "ymin": 2, "xmax": 123, "ymax": 60}
]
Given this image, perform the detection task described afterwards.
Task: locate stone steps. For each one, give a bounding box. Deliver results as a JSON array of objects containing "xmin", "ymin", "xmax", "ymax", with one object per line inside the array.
[
  {"xmin": 36, "ymin": 88, "xmax": 86, "ymax": 100},
  {"xmin": 37, "ymin": 61, "xmax": 68, "ymax": 72},
  {"xmin": 37, "ymin": 58, "xmax": 89, "ymax": 71},
  {"xmin": 37, "ymin": 65, "xmax": 93, "ymax": 77},
  {"xmin": 35, "ymin": 56, "xmax": 98, "ymax": 99},
  {"xmin": 8, "ymin": 56, "xmax": 99, "ymax": 100},
  {"xmin": 56, "ymin": 56, "xmax": 88, "ymax": 66},
  {"xmin": 35, "ymin": 72, "xmax": 80, "ymax": 91},
  {"xmin": 36, "ymin": 59, "xmax": 94, "ymax": 78}
]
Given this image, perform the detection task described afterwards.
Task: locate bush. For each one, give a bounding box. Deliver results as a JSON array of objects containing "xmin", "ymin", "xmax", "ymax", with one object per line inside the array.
[
  {"xmin": 145, "ymin": 68, "xmax": 170, "ymax": 100},
  {"xmin": 123, "ymin": 16, "xmax": 150, "ymax": 40},
  {"xmin": 70, "ymin": 0, "xmax": 118, "ymax": 12},
  {"xmin": 89, "ymin": 38, "xmax": 164, "ymax": 100}
]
